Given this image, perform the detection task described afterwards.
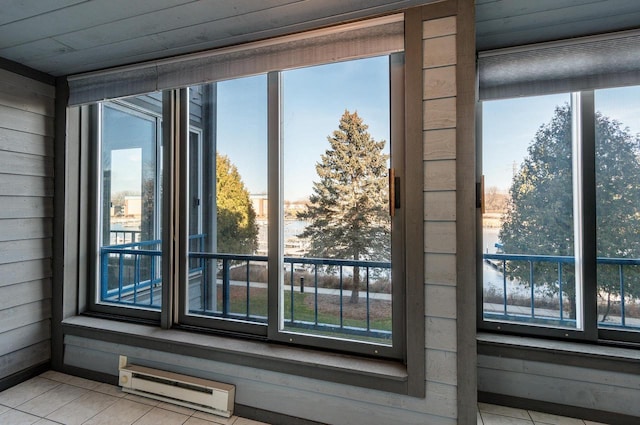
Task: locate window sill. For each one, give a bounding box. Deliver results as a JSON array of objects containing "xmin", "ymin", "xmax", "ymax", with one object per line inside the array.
[
  {"xmin": 62, "ymin": 316, "xmax": 410, "ymax": 394},
  {"xmin": 477, "ymin": 332, "xmax": 640, "ymax": 374}
]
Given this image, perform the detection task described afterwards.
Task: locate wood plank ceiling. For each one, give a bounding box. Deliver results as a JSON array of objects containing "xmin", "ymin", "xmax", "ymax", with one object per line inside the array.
[
  {"xmin": 0, "ymin": 0, "xmax": 434, "ymax": 76},
  {"xmin": 0, "ymin": 0, "xmax": 639, "ymax": 77}
]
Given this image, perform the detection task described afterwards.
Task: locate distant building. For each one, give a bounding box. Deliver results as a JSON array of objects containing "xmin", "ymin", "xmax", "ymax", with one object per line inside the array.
[
  {"xmin": 250, "ymin": 193, "xmax": 268, "ymax": 218},
  {"xmin": 124, "ymin": 196, "xmax": 142, "ymax": 218}
]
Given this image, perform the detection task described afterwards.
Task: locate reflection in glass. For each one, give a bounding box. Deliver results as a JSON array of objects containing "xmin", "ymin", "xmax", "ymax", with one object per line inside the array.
[
  {"xmin": 282, "ymin": 57, "xmax": 393, "ymax": 345},
  {"xmin": 482, "ymin": 94, "xmax": 578, "ymax": 328},
  {"xmin": 99, "ymin": 95, "xmax": 162, "ymax": 309},
  {"xmin": 595, "ymin": 86, "xmax": 640, "ymax": 330},
  {"xmin": 186, "ymin": 77, "xmax": 268, "ymax": 323}
]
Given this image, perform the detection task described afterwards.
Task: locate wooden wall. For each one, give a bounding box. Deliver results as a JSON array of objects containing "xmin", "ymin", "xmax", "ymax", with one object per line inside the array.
[{"xmin": 0, "ymin": 67, "xmax": 54, "ymax": 387}]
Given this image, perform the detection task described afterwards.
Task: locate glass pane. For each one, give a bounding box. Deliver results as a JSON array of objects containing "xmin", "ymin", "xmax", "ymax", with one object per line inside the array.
[
  {"xmin": 482, "ymin": 94, "xmax": 579, "ymax": 328},
  {"xmin": 186, "ymin": 77, "xmax": 268, "ymax": 323},
  {"xmin": 282, "ymin": 57, "xmax": 392, "ymax": 345},
  {"xmin": 595, "ymin": 86, "xmax": 640, "ymax": 331},
  {"xmin": 99, "ymin": 94, "xmax": 162, "ymax": 309}
]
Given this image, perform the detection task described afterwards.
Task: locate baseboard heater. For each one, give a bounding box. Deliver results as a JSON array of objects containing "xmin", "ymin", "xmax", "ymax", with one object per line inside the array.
[{"xmin": 118, "ymin": 356, "xmax": 235, "ymax": 417}]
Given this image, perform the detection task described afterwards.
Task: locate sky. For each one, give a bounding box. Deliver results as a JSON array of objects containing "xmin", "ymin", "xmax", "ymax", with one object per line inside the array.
[
  {"xmin": 482, "ymin": 86, "xmax": 640, "ymax": 194},
  {"xmin": 106, "ymin": 56, "xmax": 391, "ymax": 201},
  {"xmin": 217, "ymin": 55, "xmax": 390, "ymax": 201}
]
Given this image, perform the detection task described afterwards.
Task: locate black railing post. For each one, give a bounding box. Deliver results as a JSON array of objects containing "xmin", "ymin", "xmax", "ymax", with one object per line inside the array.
[
  {"xmin": 529, "ymin": 260, "xmax": 535, "ymax": 318},
  {"xmin": 314, "ymin": 265, "xmax": 318, "ymax": 325},
  {"xmin": 223, "ymin": 258, "xmax": 230, "ymax": 316},
  {"xmin": 502, "ymin": 259, "xmax": 507, "ymax": 316},
  {"xmin": 619, "ymin": 264, "xmax": 626, "ymax": 327},
  {"xmin": 202, "ymin": 258, "xmax": 209, "ymax": 311},
  {"xmin": 246, "ymin": 260, "xmax": 250, "ymax": 318},
  {"xmin": 339, "ymin": 266, "xmax": 344, "ymax": 329},
  {"xmin": 366, "ymin": 267, "xmax": 370, "ymax": 332},
  {"xmin": 290, "ymin": 262, "xmax": 294, "ymax": 324},
  {"xmin": 300, "ymin": 277, "xmax": 304, "ymax": 293},
  {"xmin": 558, "ymin": 262, "xmax": 563, "ymax": 322}
]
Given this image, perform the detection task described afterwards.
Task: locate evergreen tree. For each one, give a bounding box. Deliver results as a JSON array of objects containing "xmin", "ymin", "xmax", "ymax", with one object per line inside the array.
[
  {"xmin": 499, "ymin": 104, "xmax": 640, "ymax": 319},
  {"xmin": 298, "ymin": 110, "xmax": 391, "ymax": 303},
  {"xmin": 216, "ymin": 153, "xmax": 258, "ymax": 254}
]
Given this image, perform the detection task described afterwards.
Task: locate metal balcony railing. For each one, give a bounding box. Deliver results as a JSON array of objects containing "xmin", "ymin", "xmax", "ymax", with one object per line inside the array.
[
  {"xmin": 100, "ymin": 235, "xmax": 392, "ymax": 341},
  {"xmin": 483, "ymin": 253, "xmax": 640, "ymax": 330}
]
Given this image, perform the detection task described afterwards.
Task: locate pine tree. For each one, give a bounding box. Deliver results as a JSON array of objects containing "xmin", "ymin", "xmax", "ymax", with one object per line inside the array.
[{"xmin": 298, "ymin": 110, "xmax": 391, "ymax": 303}]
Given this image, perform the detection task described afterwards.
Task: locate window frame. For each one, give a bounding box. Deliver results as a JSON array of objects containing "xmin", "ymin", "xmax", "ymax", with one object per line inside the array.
[
  {"xmin": 88, "ymin": 98, "xmax": 164, "ymax": 322},
  {"xmin": 86, "ymin": 55, "xmax": 409, "ymax": 359},
  {"xmin": 478, "ymin": 89, "xmax": 640, "ymax": 345},
  {"xmin": 174, "ymin": 53, "xmax": 406, "ymax": 359}
]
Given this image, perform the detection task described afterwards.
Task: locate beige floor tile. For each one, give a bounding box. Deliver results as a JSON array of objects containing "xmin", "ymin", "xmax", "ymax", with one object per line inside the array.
[
  {"xmin": 0, "ymin": 408, "xmax": 41, "ymax": 424},
  {"xmin": 39, "ymin": 371, "xmax": 72, "ymax": 383},
  {"xmin": 234, "ymin": 418, "xmax": 271, "ymax": 425},
  {"xmin": 0, "ymin": 377, "xmax": 60, "ymax": 408},
  {"xmin": 133, "ymin": 406, "xmax": 190, "ymax": 425},
  {"xmin": 528, "ymin": 411, "xmax": 584, "ymax": 425},
  {"xmin": 584, "ymin": 421, "xmax": 609, "ymax": 425},
  {"xmin": 83, "ymin": 398, "xmax": 153, "ymax": 425},
  {"xmin": 34, "ymin": 419, "xmax": 62, "ymax": 425},
  {"xmin": 156, "ymin": 402, "xmax": 196, "ymax": 416},
  {"xmin": 92, "ymin": 382, "xmax": 127, "ymax": 398},
  {"xmin": 65, "ymin": 375, "xmax": 102, "ymax": 391},
  {"xmin": 479, "ymin": 403, "xmax": 532, "ymax": 420},
  {"xmin": 46, "ymin": 390, "xmax": 120, "ymax": 425},
  {"xmin": 184, "ymin": 418, "xmax": 219, "ymax": 425},
  {"xmin": 481, "ymin": 412, "xmax": 534, "ymax": 425},
  {"xmin": 192, "ymin": 411, "xmax": 237, "ymax": 424},
  {"xmin": 0, "ymin": 404, "xmax": 9, "ymax": 415},
  {"xmin": 18, "ymin": 383, "xmax": 87, "ymax": 417},
  {"xmin": 478, "ymin": 410, "xmax": 484, "ymax": 424}
]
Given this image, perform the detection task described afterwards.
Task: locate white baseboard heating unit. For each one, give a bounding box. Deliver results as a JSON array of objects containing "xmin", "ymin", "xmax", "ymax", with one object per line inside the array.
[{"xmin": 118, "ymin": 356, "xmax": 235, "ymax": 417}]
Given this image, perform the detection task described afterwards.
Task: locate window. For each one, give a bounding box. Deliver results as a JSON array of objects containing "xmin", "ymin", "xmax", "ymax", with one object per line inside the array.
[
  {"xmin": 93, "ymin": 94, "xmax": 163, "ymax": 319},
  {"xmin": 477, "ymin": 29, "xmax": 640, "ymax": 344},
  {"xmin": 594, "ymin": 86, "xmax": 640, "ymax": 340},
  {"xmin": 90, "ymin": 52, "xmax": 405, "ymax": 357},
  {"xmin": 481, "ymin": 93, "xmax": 580, "ymax": 331},
  {"xmin": 480, "ymin": 88, "xmax": 640, "ymax": 343}
]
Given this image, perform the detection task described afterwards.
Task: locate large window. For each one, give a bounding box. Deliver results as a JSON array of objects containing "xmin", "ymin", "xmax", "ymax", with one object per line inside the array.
[
  {"xmin": 480, "ymin": 87, "xmax": 640, "ymax": 343},
  {"xmin": 95, "ymin": 94, "xmax": 163, "ymax": 318},
  {"xmin": 91, "ymin": 54, "xmax": 405, "ymax": 357}
]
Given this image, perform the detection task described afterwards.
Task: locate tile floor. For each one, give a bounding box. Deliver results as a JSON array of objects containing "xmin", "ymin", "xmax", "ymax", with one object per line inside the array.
[
  {"xmin": 0, "ymin": 371, "xmax": 609, "ymax": 425},
  {"xmin": 0, "ymin": 371, "xmax": 267, "ymax": 425},
  {"xmin": 477, "ymin": 403, "xmax": 608, "ymax": 425}
]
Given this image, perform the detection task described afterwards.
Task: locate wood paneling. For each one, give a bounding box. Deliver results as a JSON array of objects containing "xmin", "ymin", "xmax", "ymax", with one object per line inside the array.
[
  {"xmin": 0, "ymin": 151, "xmax": 54, "ymax": 177},
  {"xmin": 0, "ymin": 321, "xmax": 51, "ymax": 357},
  {"xmin": 0, "ymin": 218, "xmax": 52, "ymax": 242},
  {"xmin": 478, "ymin": 354, "xmax": 640, "ymax": 417},
  {"xmin": 0, "ymin": 67, "xmax": 54, "ymax": 383},
  {"xmin": 0, "ymin": 341, "xmax": 50, "ymax": 380},
  {"xmin": 0, "ymin": 280, "xmax": 51, "ymax": 310},
  {"xmin": 0, "ymin": 0, "xmax": 438, "ymax": 76},
  {"xmin": 0, "ymin": 259, "xmax": 52, "ymax": 288},
  {"xmin": 0, "ymin": 196, "xmax": 53, "ymax": 218},
  {"xmin": 423, "ymin": 98, "xmax": 456, "ymax": 130},
  {"xmin": 426, "ymin": 348, "xmax": 457, "ymax": 385},
  {"xmin": 423, "ymin": 129, "xmax": 456, "ymax": 160},
  {"xmin": 420, "ymin": 5, "xmax": 461, "ymax": 422},
  {"xmin": 0, "ymin": 301, "xmax": 51, "ymax": 334},
  {"xmin": 0, "ymin": 129, "xmax": 53, "ymax": 157},
  {"xmin": 0, "ymin": 104, "xmax": 54, "ymax": 136},
  {"xmin": 0, "ymin": 174, "xmax": 53, "ymax": 197},
  {"xmin": 476, "ymin": 0, "xmax": 640, "ymax": 51}
]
